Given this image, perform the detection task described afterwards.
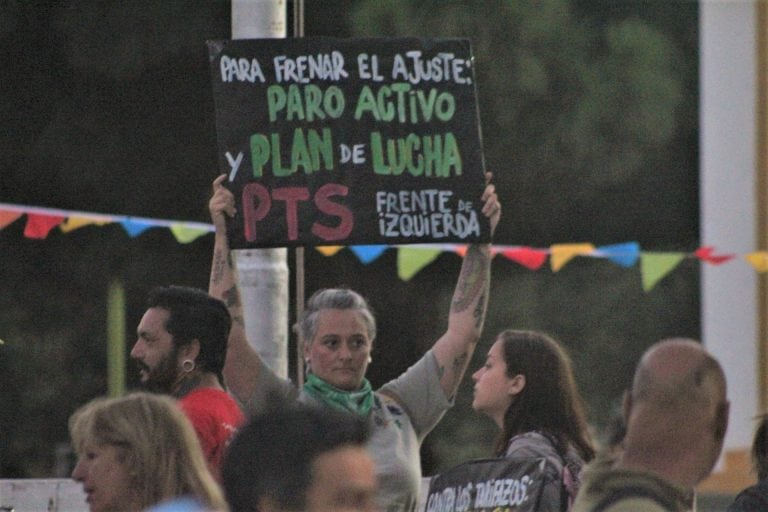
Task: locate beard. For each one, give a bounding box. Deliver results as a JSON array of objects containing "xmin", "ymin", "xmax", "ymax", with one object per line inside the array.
[{"xmin": 136, "ymin": 347, "xmax": 180, "ymax": 394}]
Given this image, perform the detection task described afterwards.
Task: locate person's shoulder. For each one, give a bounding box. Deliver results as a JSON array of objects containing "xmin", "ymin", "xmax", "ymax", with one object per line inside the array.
[
  {"xmin": 506, "ymin": 432, "xmax": 559, "ymax": 458},
  {"xmin": 591, "ymin": 496, "xmax": 677, "ymax": 512},
  {"xmin": 181, "ymin": 386, "xmax": 230, "ymax": 402},
  {"xmin": 728, "ymin": 480, "xmax": 768, "ymax": 512},
  {"xmin": 574, "ymin": 461, "xmax": 691, "ymax": 512},
  {"xmin": 180, "ymin": 387, "xmax": 242, "ymax": 413},
  {"xmin": 574, "ymin": 481, "xmax": 686, "ymax": 512}
]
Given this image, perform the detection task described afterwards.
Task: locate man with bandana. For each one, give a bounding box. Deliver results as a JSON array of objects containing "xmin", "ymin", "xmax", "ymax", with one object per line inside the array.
[{"xmin": 130, "ymin": 285, "xmax": 244, "ymax": 479}]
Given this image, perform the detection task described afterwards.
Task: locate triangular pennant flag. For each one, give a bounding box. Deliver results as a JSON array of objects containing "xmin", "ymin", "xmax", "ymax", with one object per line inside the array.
[
  {"xmin": 550, "ymin": 243, "xmax": 595, "ymax": 272},
  {"xmin": 316, "ymin": 246, "xmax": 344, "ymax": 257},
  {"xmin": 500, "ymin": 247, "xmax": 548, "ymax": 270},
  {"xmin": 640, "ymin": 252, "xmax": 685, "ymax": 291},
  {"xmin": 120, "ymin": 219, "xmax": 154, "ymax": 237},
  {"xmin": 24, "ymin": 213, "xmax": 65, "ymax": 239},
  {"xmin": 745, "ymin": 251, "xmax": 768, "ymax": 273},
  {"xmin": 397, "ymin": 247, "xmax": 441, "ymax": 281},
  {"xmin": 169, "ymin": 224, "xmax": 209, "ymax": 244},
  {"xmin": 349, "ymin": 245, "xmax": 387, "ymax": 264},
  {"xmin": 597, "ymin": 242, "xmax": 641, "ymax": 268},
  {"xmin": 0, "ymin": 211, "xmax": 23, "ymax": 229},
  {"xmin": 59, "ymin": 215, "xmax": 111, "ymax": 233},
  {"xmin": 695, "ymin": 246, "xmax": 735, "ymax": 265}
]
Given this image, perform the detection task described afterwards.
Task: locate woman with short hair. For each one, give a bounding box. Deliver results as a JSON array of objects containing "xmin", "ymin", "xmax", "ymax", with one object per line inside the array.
[{"xmin": 208, "ymin": 172, "xmax": 501, "ymax": 511}]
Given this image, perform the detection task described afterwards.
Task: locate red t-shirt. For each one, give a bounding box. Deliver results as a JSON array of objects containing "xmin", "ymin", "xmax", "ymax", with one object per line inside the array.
[{"xmin": 179, "ymin": 387, "xmax": 245, "ymax": 478}]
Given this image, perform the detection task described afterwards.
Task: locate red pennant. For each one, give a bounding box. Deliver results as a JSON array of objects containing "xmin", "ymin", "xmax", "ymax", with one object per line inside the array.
[
  {"xmin": 501, "ymin": 247, "xmax": 548, "ymax": 270},
  {"xmin": 24, "ymin": 213, "xmax": 65, "ymax": 239},
  {"xmin": 694, "ymin": 246, "xmax": 735, "ymax": 265}
]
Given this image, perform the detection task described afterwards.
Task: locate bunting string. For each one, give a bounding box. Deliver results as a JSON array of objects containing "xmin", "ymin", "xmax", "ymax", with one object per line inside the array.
[{"xmin": 0, "ymin": 203, "xmax": 761, "ymax": 292}]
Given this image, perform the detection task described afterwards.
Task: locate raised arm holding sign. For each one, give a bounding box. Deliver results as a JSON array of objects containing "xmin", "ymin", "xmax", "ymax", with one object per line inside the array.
[
  {"xmin": 207, "ymin": 36, "xmax": 498, "ymax": 512},
  {"xmin": 208, "ymin": 171, "xmax": 499, "ymax": 512}
]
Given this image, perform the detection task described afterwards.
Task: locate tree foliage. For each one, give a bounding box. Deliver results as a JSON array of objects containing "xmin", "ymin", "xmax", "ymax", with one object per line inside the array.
[
  {"xmin": 348, "ymin": 0, "xmax": 699, "ymax": 470},
  {"xmin": 350, "ymin": 0, "xmax": 697, "ymax": 248}
]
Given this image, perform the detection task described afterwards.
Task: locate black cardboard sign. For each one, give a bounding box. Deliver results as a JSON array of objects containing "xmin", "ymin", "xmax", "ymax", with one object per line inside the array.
[
  {"xmin": 207, "ymin": 37, "xmax": 487, "ymax": 249},
  {"xmin": 425, "ymin": 457, "xmax": 547, "ymax": 512}
]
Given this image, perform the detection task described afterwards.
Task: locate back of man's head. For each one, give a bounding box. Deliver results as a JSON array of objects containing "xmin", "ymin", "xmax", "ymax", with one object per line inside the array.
[
  {"xmin": 146, "ymin": 286, "xmax": 230, "ymax": 377},
  {"xmin": 221, "ymin": 404, "xmax": 371, "ymax": 512},
  {"xmin": 621, "ymin": 338, "xmax": 729, "ymax": 488}
]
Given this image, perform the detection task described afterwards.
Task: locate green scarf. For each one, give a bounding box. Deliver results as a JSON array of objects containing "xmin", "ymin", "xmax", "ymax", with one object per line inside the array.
[{"xmin": 302, "ymin": 373, "xmax": 374, "ymax": 416}]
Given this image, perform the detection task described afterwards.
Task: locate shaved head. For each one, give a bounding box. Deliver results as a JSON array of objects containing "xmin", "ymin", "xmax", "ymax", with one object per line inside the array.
[
  {"xmin": 631, "ymin": 338, "xmax": 727, "ymax": 410},
  {"xmin": 620, "ymin": 337, "xmax": 729, "ymax": 489}
]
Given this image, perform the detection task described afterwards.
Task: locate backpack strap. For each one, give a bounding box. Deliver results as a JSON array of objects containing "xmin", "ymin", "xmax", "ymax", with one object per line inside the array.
[
  {"xmin": 535, "ymin": 432, "xmax": 581, "ymax": 512},
  {"xmin": 560, "ymin": 457, "xmax": 581, "ymax": 512}
]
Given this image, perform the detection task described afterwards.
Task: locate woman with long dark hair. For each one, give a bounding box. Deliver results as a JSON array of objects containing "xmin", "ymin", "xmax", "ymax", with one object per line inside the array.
[{"xmin": 472, "ymin": 329, "xmax": 595, "ymax": 511}]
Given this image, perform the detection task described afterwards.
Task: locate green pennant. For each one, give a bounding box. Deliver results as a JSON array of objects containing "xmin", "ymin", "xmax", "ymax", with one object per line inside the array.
[
  {"xmin": 640, "ymin": 252, "xmax": 686, "ymax": 292},
  {"xmin": 169, "ymin": 224, "xmax": 209, "ymax": 244},
  {"xmin": 397, "ymin": 247, "xmax": 442, "ymax": 281}
]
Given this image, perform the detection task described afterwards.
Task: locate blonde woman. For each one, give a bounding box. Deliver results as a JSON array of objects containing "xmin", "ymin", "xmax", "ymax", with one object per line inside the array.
[{"xmin": 69, "ymin": 392, "xmax": 227, "ymax": 512}]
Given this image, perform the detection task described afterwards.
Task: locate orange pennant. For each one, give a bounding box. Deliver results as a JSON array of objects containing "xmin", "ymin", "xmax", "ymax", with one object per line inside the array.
[{"xmin": 0, "ymin": 211, "xmax": 23, "ymax": 229}]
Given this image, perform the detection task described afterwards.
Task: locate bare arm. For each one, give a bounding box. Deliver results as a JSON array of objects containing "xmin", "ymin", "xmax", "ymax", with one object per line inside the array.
[
  {"xmin": 431, "ymin": 174, "xmax": 500, "ymax": 399},
  {"xmin": 208, "ymin": 174, "xmax": 263, "ymax": 404}
]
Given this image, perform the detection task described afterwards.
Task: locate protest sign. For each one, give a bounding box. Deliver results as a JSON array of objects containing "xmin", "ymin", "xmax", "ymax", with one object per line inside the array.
[
  {"xmin": 424, "ymin": 457, "xmax": 546, "ymax": 512},
  {"xmin": 207, "ymin": 37, "xmax": 488, "ymax": 248}
]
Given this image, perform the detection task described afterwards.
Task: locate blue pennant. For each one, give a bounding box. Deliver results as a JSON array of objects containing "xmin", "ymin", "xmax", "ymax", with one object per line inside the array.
[
  {"xmin": 120, "ymin": 219, "xmax": 154, "ymax": 237},
  {"xmin": 350, "ymin": 245, "xmax": 388, "ymax": 264},
  {"xmin": 597, "ymin": 242, "xmax": 641, "ymax": 268}
]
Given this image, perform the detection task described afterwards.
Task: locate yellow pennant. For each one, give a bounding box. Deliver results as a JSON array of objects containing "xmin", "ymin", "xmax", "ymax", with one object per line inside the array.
[
  {"xmin": 745, "ymin": 251, "xmax": 768, "ymax": 273},
  {"xmin": 60, "ymin": 216, "xmax": 111, "ymax": 233},
  {"xmin": 549, "ymin": 243, "xmax": 595, "ymax": 272},
  {"xmin": 316, "ymin": 246, "xmax": 344, "ymax": 257}
]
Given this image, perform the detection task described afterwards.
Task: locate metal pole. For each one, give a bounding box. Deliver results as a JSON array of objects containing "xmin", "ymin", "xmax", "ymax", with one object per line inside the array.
[
  {"xmin": 293, "ymin": 0, "xmax": 304, "ymax": 38},
  {"xmin": 230, "ymin": 0, "xmax": 290, "ymax": 379},
  {"xmin": 292, "ymin": 0, "xmax": 306, "ymax": 386}
]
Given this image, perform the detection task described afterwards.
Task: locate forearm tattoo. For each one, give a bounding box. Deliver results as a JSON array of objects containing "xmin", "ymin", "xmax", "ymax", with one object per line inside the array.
[
  {"xmin": 452, "ymin": 351, "xmax": 468, "ymax": 374},
  {"xmin": 223, "ymin": 285, "xmax": 241, "ymax": 309},
  {"xmin": 212, "ymin": 249, "xmax": 227, "ymax": 284},
  {"xmin": 473, "ymin": 292, "xmax": 487, "ymax": 329},
  {"xmin": 451, "ymin": 245, "xmax": 490, "ymax": 314}
]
